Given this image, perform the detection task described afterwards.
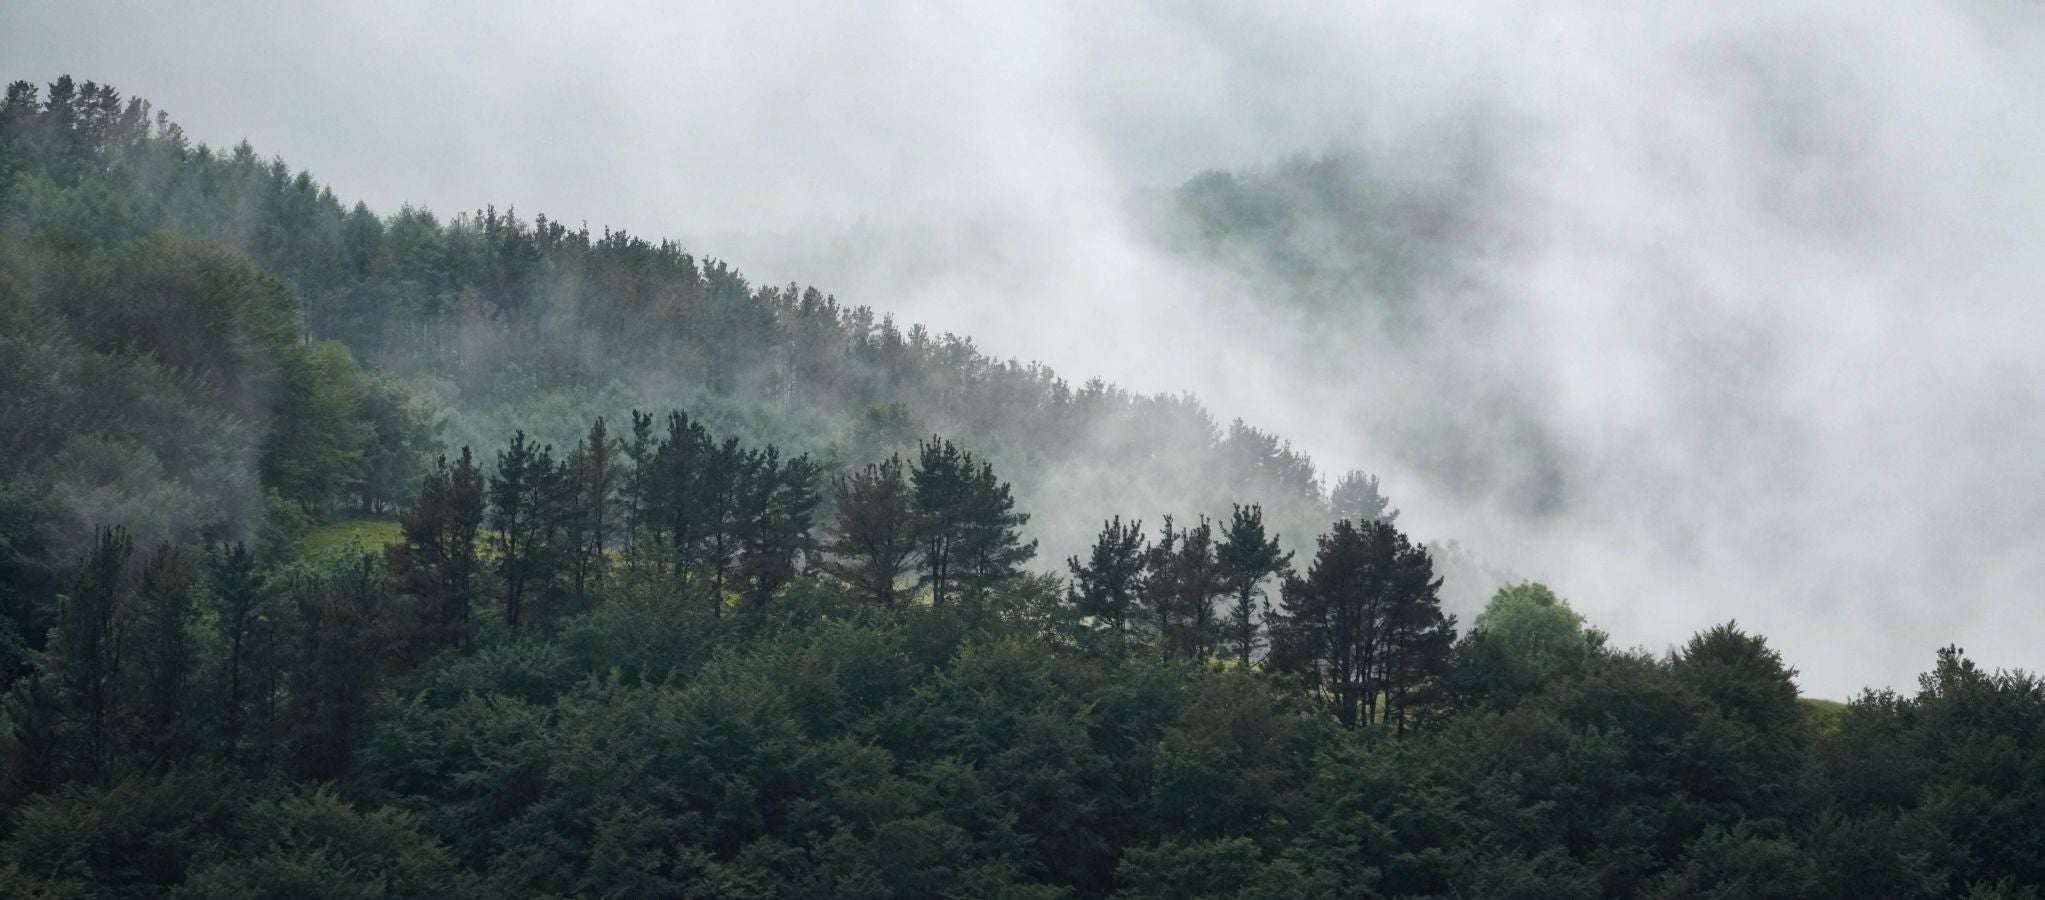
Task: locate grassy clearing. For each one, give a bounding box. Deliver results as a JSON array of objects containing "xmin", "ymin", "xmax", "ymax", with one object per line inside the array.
[
  {"xmin": 1799, "ymin": 696, "xmax": 1848, "ymax": 732},
  {"xmin": 289, "ymin": 517, "xmax": 403, "ymax": 570}
]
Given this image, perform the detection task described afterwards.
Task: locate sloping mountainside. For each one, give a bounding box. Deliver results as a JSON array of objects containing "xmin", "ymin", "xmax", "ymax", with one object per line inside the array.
[
  {"xmin": 2, "ymin": 77, "xmax": 2043, "ymax": 899},
  {"xmin": 0, "ymin": 76, "xmax": 1350, "ymax": 573}
]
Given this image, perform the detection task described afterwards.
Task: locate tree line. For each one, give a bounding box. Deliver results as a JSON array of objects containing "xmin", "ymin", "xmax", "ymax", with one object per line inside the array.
[
  {"xmin": 2, "ymin": 408, "xmax": 1453, "ymax": 796},
  {"xmin": 3, "ymin": 416, "xmax": 2042, "ymax": 896}
]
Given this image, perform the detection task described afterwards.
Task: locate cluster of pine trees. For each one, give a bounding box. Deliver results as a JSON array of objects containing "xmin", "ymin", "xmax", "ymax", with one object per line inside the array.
[
  {"xmin": 1069, "ymin": 507, "xmax": 1455, "ymax": 732},
  {"xmin": 3, "ymin": 416, "xmax": 2043, "ymax": 896},
  {"xmin": 6, "ymin": 412, "xmax": 1042, "ymax": 789}
]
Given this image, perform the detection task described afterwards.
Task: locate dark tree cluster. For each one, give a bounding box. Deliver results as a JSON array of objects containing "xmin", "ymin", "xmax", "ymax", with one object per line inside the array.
[
  {"xmin": 1068, "ymin": 506, "xmax": 1296, "ymax": 668},
  {"xmin": 826, "ymin": 437, "xmax": 1037, "ymax": 612},
  {"xmin": 6, "ymin": 469, "xmax": 2044, "ymax": 897}
]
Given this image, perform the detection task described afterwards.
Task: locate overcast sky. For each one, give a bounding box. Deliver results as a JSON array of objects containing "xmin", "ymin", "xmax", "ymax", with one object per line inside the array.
[{"xmin": 8, "ymin": 0, "xmax": 2045, "ymax": 696}]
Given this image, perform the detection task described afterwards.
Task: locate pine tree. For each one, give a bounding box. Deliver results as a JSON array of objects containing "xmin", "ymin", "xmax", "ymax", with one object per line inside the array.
[
  {"xmin": 1170, "ymin": 517, "xmax": 1225, "ymax": 660},
  {"xmin": 911, "ymin": 437, "xmax": 1034, "ymax": 608},
  {"xmin": 50, "ymin": 526, "xmax": 131, "ymax": 773},
  {"xmin": 1330, "ymin": 470, "xmax": 1398, "ymax": 525},
  {"xmin": 1143, "ymin": 516, "xmax": 1182, "ymax": 659},
  {"xmin": 1137, "ymin": 516, "xmax": 1226, "ymax": 661},
  {"xmin": 207, "ymin": 542, "xmax": 263, "ymax": 762},
  {"xmin": 564, "ymin": 417, "xmax": 619, "ymax": 606},
  {"xmin": 955, "ymin": 453, "xmax": 1037, "ymax": 604},
  {"xmin": 1217, "ymin": 504, "xmax": 1291, "ymax": 668},
  {"xmin": 1068, "ymin": 516, "xmax": 1146, "ymax": 637},
  {"xmin": 911, "ymin": 437, "xmax": 972, "ymax": 607},
  {"xmin": 133, "ymin": 542, "xmax": 197, "ymax": 764},
  {"xmin": 1269, "ymin": 519, "xmax": 1451, "ymax": 729},
  {"xmin": 824, "ymin": 455, "xmax": 919, "ymax": 610},
  {"xmin": 699, "ymin": 437, "xmax": 751, "ymax": 614},
  {"xmin": 283, "ymin": 555, "xmax": 389, "ymax": 779},
  {"xmin": 649, "ymin": 411, "xmax": 713, "ymax": 587},
  {"xmin": 621, "ymin": 410, "xmax": 656, "ymax": 555},
  {"xmin": 738, "ymin": 447, "xmax": 820, "ymax": 620},
  {"xmin": 391, "ymin": 449, "xmax": 485, "ymax": 650},
  {"xmin": 1377, "ymin": 534, "xmax": 1453, "ymax": 732},
  {"xmin": 489, "ymin": 432, "xmax": 564, "ymax": 628}
]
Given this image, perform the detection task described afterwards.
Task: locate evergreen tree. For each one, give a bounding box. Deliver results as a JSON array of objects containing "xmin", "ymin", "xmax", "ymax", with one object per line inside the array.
[
  {"xmin": 1270, "ymin": 519, "xmax": 1451, "ymax": 729},
  {"xmin": 910, "ymin": 437, "xmax": 1034, "ymax": 608},
  {"xmin": 282, "ymin": 555, "xmax": 388, "ymax": 779},
  {"xmin": 1140, "ymin": 516, "xmax": 1226, "ymax": 660},
  {"xmin": 390, "ymin": 449, "xmax": 485, "ymax": 650},
  {"xmin": 50, "ymin": 526, "xmax": 132, "ymax": 774},
  {"xmin": 823, "ymin": 455, "xmax": 918, "ymax": 610},
  {"xmin": 699, "ymin": 437, "xmax": 750, "ymax": 613},
  {"xmin": 562, "ymin": 417, "xmax": 618, "ymax": 607},
  {"xmin": 207, "ymin": 542, "xmax": 263, "ymax": 762},
  {"xmin": 1377, "ymin": 537, "xmax": 1455, "ymax": 732},
  {"xmin": 1330, "ymin": 470, "xmax": 1398, "ymax": 525},
  {"xmin": 1173, "ymin": 517, "xmax": 1227, "ymax": 660},
  {"xmin": 1142, "ymin": 516, "xmax": 1182, "ymax": 658},
  {"xmin": 1217, "ymin": 504, "xmax": 1290, "ymax": 668},
  {"xmin": 955, "ymin": 451, "xmax": 1037, "ymax": 604},
  {"xmin": 737, "ymin": 447, "xmax": 820, "ymax": 620},
  {"xmin": 911, "ymin": 437, "xmax": 972, "ymax": 607},
  {"xmin": 649, "ymin": 411, "xmax": 713, "ymax": 587},
  {"xmin": 133, "ymin": 542, "xmax": 198, "ymax": 764},
  {"xmin": 1067, "ymin": 515, "xmax": 1146, "ymax": 637},
  {"xmin": 488, "ymin": 432, "xmax": 563, "ymax": 628},
  {"xmin": 621, "ymin": 410, "xmax": 655, "ymax": 554}
]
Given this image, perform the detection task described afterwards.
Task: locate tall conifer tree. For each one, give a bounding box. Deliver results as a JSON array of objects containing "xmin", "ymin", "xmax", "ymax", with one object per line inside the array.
[
  {"xmin": 1068, "ymin": 516, "xmax": 1146, "ymax": 637},
  {"xmin": 824, "ymin": 455, "xmax": 919, "ymax": 610},
  {"xmin": 1218, "ymin": 504, "xmax": 1291, "ymax": 668}
]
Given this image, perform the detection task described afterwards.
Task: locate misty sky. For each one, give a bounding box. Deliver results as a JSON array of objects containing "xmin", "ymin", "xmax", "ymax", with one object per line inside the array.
[{"xmin": 8, "ymin": 0, "xmax": 2045, "ymax": 697}]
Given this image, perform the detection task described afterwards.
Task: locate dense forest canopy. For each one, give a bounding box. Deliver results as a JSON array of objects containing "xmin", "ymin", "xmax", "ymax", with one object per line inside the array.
[{"xmin": 1, "ymin": 75, "xmax": 2042, "ymax": 899}]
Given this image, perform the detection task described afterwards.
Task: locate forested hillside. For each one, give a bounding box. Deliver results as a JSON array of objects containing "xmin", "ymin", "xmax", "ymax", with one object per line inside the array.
[
  {"xmin": 0, "ymin": 75, "xmax": 1359, "ymax": 572},
  {"xmin": 2, "ymin": 76, "xmax": 2042, "ymax": 899}
]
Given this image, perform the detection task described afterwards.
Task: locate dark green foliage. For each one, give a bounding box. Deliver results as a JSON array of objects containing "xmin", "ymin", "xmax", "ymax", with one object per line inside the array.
[
  {"xmin": 488, "ymin": 432, "xmax": 563, "ymax": 628},
  {"xmin": 207, "ymin": 542, "xmax": 264, "ymax": 762},
  {"xmin": 824, "ymin": 455, "xmax": 920, "ymax": 610},
  {"xmin": 736, "ymin": 446, "xmax": 822, "ymax": 621},
  {"xmin": 912, "ymin": 437, "xmax": 1036, "ymax": 608},
  {"xmin": 1068, "ymin": 515, "xmax": 1147, "ymax": 637},
  {"xmin": 1217, "ymin": 504, "xmax": 1290, "ymax": 668},
  {"xmin": 7, "ymin": 497, "xmax": 2045, "ymax": 898},
  {"xmin": 1267, "ymin": 519, "xmax": 1454, "ymax": 730},
  {"xmin": 389, "ymin": 449, "xmax": 485, "ymax": 652},
  {"xmin": 0, "ymin": 774, "xmax": 479, "ymax": 899},
  {"xmin": 47, "ymin": 526, "xmax": 132, "ymax": 777},
  {"xmin": 561, "ymin": 417, "xmax": 618, "ymax": 607},
  {"xmin": 280, "ymin": 555, "xmax": 393, "ymax": 780},
  {"xmin": 133, "ymin": 542, "xmax": 199, "ymax": 765},
  {"xmin": 1142, "ymin": 516, "xmax": 1228, "ymax": 661}
]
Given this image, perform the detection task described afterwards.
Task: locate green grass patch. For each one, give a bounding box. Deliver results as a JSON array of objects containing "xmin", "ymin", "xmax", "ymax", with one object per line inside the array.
[
  {"xmin": 1799, "ymin": 696, "xmax": 1848, "ymax": 732},
  {"xmin": 289, "ymin": 517, "xmax": 403, "ymax": 570}
]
